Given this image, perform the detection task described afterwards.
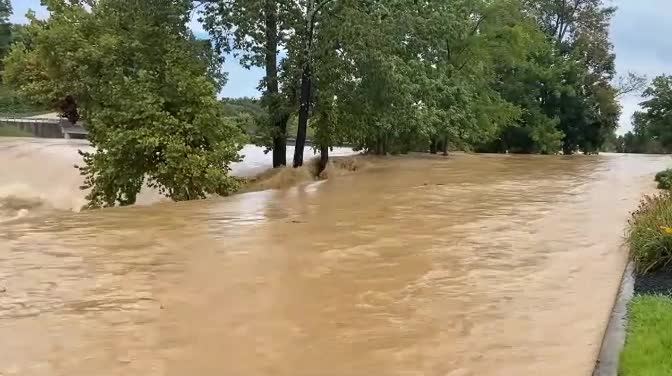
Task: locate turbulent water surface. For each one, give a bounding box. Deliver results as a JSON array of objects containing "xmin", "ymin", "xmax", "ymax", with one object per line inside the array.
[{"xmin": 0, "ymin": 138, "xmax": 669, "ymax": 375}]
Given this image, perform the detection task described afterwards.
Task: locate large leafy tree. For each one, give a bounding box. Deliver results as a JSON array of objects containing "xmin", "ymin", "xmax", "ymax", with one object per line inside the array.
[
  {"xmin": 303, "ymin": 0, "xmax": 521, "ymax": 161},
  {"xmin": 533, "ymin": 0, "xmax": 620, "ymax": 154},
  {"xmin": 5, "ymin": 0, "xmax": 244, "ymax": 208},
  {"xmin": 200, "ymin": 0, "xmax": 294, "ymax": 168},
  {"xmin": 479, "ymin": 0, "xmax": 622, "ymax": 154}
]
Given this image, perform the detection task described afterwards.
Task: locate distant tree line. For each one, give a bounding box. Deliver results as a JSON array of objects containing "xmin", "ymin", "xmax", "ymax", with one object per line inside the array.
[{"xmin": 611, "ymin": 76, "xmax": 672, "ymax": 154}]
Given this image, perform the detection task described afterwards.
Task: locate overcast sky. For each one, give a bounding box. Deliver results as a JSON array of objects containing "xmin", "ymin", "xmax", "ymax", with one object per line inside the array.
[{"xmin": 10, "ymin": 0, "xmax": 667, "ymax": 133}]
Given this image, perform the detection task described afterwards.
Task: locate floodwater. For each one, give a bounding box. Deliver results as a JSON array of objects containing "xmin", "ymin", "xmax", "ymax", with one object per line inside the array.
[{"xmin": 0, "ymin": 138, "xmax": 669, "ymax": 376}]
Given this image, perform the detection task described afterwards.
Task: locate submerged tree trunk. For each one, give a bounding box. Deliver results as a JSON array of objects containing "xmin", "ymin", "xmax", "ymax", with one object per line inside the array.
[
  {"xmin": 293, "ymin": 1, "xmax": 318, "ymax": 168},
  {"xmin": 264, "ymin": 0, "xmax": 286, "ymax": 168},
  {"xmin": 318, "ymin": 143, "xmax": 329, "ymax": 176},
  {"xmin": 563, "ymin": 140, "xmax": 574, "ymax": 155},
  {"xmin": 272, "ymin": 114, "xmax": 289, "ymax": 167},
  {"xmin": 436, "ymin": 138, "xmax": 444, "ymax": 155},
  {"xmin": 375, "ymin": 137, "xmax": 384, "ymax": 155},
  {"xmin": 442, "ymin": 135, "xmax": 448, "ymax": 156},
  {"xmin": 293, "ymin": 63, "xmax": 312, "ymax": 167},
  {"xmin": 429, "ymin": 138, "xmax": 438, "ymax": 154}
]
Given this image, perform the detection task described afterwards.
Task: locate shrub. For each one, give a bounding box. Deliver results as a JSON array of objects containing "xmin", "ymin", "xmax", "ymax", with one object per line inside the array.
[
  {"xmin": 654, "ymin": 168, "xmax": 672, "ymax": 189},
  {"xmin": 628, "ymin": 193, "xmax": 672, "ymax": 273}
]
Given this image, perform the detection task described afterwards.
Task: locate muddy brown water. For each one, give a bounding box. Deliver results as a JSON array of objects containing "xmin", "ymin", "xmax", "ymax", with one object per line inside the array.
[{"xmin": 0, "ymin": 138, "xmax": 669, "ymax": 375}]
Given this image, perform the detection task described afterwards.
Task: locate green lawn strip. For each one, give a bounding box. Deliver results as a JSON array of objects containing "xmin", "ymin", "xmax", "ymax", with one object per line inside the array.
[
  {"xmin": 0, "ymin": 126, "xmax": 33, "ymax": 137},
  {"xmin": 0, "ymin": 110, "xmax": 51, "ymax": 118},
  {"xmin": 620, "ymin": 295, "xmax": 672, "ymax": 376}
]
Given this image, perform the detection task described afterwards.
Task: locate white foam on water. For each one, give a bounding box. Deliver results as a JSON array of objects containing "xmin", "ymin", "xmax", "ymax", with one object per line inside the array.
[{"xmin": 0, "ymin": 138, "xmax": 354, "ymax": 218}]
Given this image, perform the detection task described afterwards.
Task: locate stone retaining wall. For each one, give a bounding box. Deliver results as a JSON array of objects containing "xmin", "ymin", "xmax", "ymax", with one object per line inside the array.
[{"xmin": 0, "ymin": 119, "xmax": 64, "ymax": 138}]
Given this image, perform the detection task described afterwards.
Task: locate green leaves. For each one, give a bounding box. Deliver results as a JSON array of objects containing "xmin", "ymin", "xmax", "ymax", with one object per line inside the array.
[
  {"xmin": 627, "ymin": 75, "xmax": 672, "ymax": 154},
  {"xmin": 6, "ymin": 0, "xmax": 244, "ymax": 208}
]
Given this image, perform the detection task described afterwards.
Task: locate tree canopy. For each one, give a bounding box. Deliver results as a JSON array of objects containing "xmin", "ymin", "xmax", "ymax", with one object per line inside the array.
[
  {"xmin": 618, "ymin": 75, "xmax": 672, "ymax": 154},
  {"xmin": 199, "ymin": 0, "xmax": 626, "ymax": 162},
  {"xmin": 2, "ymin": 0, "xmax": 641, "ymax": 206},
  {"xmin": 5, "ymin": 0, "xmax": 245, "ymax": 207}
]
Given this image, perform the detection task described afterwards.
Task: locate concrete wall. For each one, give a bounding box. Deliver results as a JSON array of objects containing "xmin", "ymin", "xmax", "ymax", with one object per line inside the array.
[{"xmin": 0, "ymin": 119, "xmax": 64, "ymax": 138}]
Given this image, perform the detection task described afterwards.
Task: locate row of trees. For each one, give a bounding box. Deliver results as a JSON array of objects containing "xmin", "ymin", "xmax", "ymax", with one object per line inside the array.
[
  {"xmin": 201, "ymin": 0, "xmax": 639, "ymax": 163},
  {"xmin": 615, "ymin": 76, "xmax": 672, "ymax": 154},
  {"xmin": 3, "ymin": 0, "xmax": 639, "ymax": 207}
]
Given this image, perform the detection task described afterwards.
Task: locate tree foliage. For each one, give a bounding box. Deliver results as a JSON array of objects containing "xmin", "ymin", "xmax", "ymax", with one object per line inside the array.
[
  {"xmin": 1, "ymin": 0, "xmax": 636, "ymax": 209},
  {"xmin": 474, "ymin": 0, "xmax": 622, "ymax": 154},
  {"xmin": 201, "ymin": 0, "xmax": 292, "ymax": 168},
  {"xmin": 5, "ymin": 0, "xmax": 245, "ymax": 207},
  {"xmin": 618, "ymin": 75, "xmax": 672, "ymax": 154},
  {"xmin": 0, "ymin": 0, "xmax": 11, "ymax": 64},
  {"xmin": 198, "ymin": 0, "xmax": 625, "ymax": 163}
]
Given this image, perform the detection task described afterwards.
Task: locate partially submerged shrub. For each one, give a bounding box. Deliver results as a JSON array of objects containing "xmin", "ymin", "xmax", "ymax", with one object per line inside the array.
[
  {"xmin": 655, "ymin": 169, "xmax": 672, "ymax": 189},
  {"xmin": 628, "ymin": 193, "xmax": 672, "ymax": 273}
]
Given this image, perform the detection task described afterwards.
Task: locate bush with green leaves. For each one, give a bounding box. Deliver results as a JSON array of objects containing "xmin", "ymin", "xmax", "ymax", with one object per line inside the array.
[
  {"xmin": 628, "ymin": 193, "xmax": 672, "ymax": 273},
  {"xmin": 655, "ymin": 169, "xmax": 672, "ymax": 189}
]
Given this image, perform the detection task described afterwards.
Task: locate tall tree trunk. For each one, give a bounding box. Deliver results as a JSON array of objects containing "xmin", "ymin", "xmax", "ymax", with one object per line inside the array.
[
  {"xmin": 442, "ymin": 135, "xmax": 448, "ymax": 156},
  {"xmin": 429, "ymin": 137, "xmax": 438, "ymax": 154},
  {"xmin": 436, "ymin": 138, "xmax": 444, "ymax": 154},
  {"xmin": 563, "ymin": 136, "xmax": 574, "ymax": 155},
  {"xmin": 272, "ymin": 114, "xmax": 289, "ymax": 167},
  {"xmin": 265, "ymin": 0, "xmax": 285, "ymax": 168},
  {"xmin": 293, "ymin": 63, "xmax": 312, "ymax": 167},
  {"xmin": 318, "ymin": 143, "xmax": 329, "ymax": 176},
  {"xmin": 293, "ymin": 3, "xmax": 317, "ymax": 168}
]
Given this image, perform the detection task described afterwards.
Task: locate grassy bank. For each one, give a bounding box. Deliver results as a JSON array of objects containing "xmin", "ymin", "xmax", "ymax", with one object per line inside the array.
[
  {"xmin": 620, "ymin": 172, "xmax": 672, "ymax": 374},
  {"xmin": 620, "ymin": 295, "xmax": 672, "ymax": 375},
  {"xmin": 0, "ymin": 126, "xmax": 33, "ymax": 137}
]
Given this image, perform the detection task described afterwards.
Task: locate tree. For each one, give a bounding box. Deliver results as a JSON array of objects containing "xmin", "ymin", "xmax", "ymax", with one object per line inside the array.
[
  {"xmin": 200, "ymin": 0, "xmax": 292, "ymax": 168},
  {"xmin": 476, "ymin": 0, "xmax": 621, "ymax": 155},
  {"xmin": 0, "ymin": 0, "xmax": 11, "ymax": 67},
  {"xmin": 302, "ymin": 0, "xmax": 521, "ymax": 162},
  {"xmin": 626, "ymin": 75, "xmax": 672, "ymax": 153},
  {"xmin": 615, "ymin": 72, "xmax": 648, "ymax": 97},
  {"xmin": 5, "ymin": 0, "xmax": 245, "ymax": 207},
  {"xmin": 533, "ymin": 0, "xmax": 620, "ymax": 154}
]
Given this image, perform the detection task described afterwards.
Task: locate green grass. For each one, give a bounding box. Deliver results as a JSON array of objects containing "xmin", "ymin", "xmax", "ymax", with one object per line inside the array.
[
  {"xmin": 620, "ymin": 295, "xmax": 672, "ymax": 376},
  {"xmin": 0, "ymin": 126, "xmax": 33, "ymax": 137},
  {"xmin": 627, "ymin": 193, "xmax": 672, "ymax": 273},
  {"xmin": 655, "ymin": 169, "xmax": 672, "ymax": 189}
]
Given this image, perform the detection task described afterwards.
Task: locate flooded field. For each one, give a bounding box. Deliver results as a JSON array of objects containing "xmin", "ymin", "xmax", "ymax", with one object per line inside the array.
[{"xmin": 0, "ymin": 138, "xmax": 668, "ymax": 375}]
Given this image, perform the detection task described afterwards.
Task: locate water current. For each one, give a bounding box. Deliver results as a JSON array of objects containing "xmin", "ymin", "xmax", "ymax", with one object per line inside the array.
[{"xmin": 0, "ymin": 137, "xmax": 669, "ymax": 375}]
